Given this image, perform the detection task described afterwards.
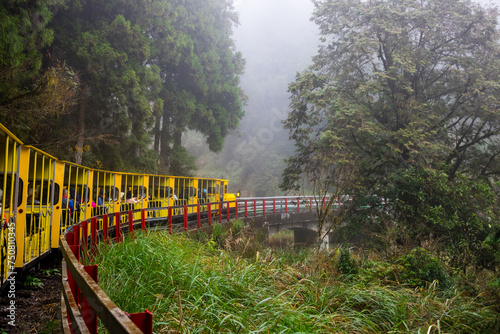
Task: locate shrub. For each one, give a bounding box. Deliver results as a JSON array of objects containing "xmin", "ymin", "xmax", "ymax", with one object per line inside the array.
[
  {"xmin": 398, "ymin": 248, "xmax": 452, "ymax": 289},
  {"xmin": 335, "ymin": 244, "xmax": 359, "ymax": 276},
  {"xmin": 390, "ymin": 167, "xmax": 498, "ymax": 272}
]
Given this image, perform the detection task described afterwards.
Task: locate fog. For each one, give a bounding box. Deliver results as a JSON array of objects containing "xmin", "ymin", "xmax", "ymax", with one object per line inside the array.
[
  {"xmin": 184, "ymin": 0, "xmax": 319, "ymax": 196},
  {"xmin": 185, "ymin": 0, "xmax": 498, "ymax": 196}
]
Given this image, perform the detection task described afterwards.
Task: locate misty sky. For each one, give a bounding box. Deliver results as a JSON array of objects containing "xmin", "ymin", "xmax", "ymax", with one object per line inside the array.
[
  {"xmin": 187, "ymin": 0, "xmax": 499, "ymax": 188},
  {"xmin": 233, "ymin": 0, "xmax": 318, "ymax": 96}
]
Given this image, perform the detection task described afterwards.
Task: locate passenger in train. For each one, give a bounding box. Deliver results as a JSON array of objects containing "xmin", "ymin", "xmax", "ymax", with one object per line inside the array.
[
  {"xmin": 97, "ymin": 189, "xmax": 104, "ymax": 206},
  {"xmin": 125, "ymin": 191, "xmax": 139, "ymax": 204},
  {"xmin": 70, "ymin": 189, "xmax": 81, "ymax": 213},
  {"xmin": 92, "ymin": 189, "xmax": 107, "ymax": 216},
  {"xmin": 27, "ymin": 187, "xmax": 40, "ymax": 205},
  {"xmin": 62, "ymin": 189, "xmax": 74, "ymax": 213}
]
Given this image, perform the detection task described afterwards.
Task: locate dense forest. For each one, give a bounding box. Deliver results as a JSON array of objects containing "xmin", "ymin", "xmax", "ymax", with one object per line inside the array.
[
  {"xmin": 0, "ymin": 0, "xmax": 245, "ymax": 175},
  {"xmin": 281, "ymin": 0, "xmax": 500, "ymax": 275}
]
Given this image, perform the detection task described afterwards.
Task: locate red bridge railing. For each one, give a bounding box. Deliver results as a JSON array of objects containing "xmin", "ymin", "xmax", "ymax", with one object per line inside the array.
[{"xmin": 60, "ymin": 196, "xmax": 339, "ymax": 333}]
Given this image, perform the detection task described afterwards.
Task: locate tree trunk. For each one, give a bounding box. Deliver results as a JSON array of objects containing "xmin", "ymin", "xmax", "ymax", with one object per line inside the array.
[
  {"xmin": 74, "ymin": 96, "xmax": 85, "ymax": 164},
  {"xmin": 154, "ymin": 114, "xmax": 162, "ymax": 153}
]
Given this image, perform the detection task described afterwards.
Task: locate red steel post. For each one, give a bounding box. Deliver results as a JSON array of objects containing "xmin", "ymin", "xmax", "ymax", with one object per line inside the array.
[
  {"xmin": 68, "ymin": 245, "xmax": 80, "ymax": 305},
  {"xmin": 73, "ymin": 225, "xmax": 81, "ymax": 247},
  {"xmin": 141, "ymin": 209, "xmax": 146, "ymax": 231},
  {"xmin": 115, "ymin": 212, "xmax": 122, "ymax": 243},
  {"xmin": 263, "ymin": 199, "xmax": 266, "ymax": 216},
  {"xmin": 297, "ymin": 197, "xmax": 300, "ymax": 212},
  {"xmin": 285, "ymin": 198, "xmax": 288, "ymax": 213},
  {"xmin": 273, "ymin": 198, "xmax": 276, "ymax": 214},
  {"xmin": 103, "ymin": 215, "xmax": 109, "ymax": 242},
  {"xmin": 81, "ymin": 220, "xmax": 88, "ymax": 250},
  {"xmin": 197, "ymin": 203, "xmax": 201, "ymax": 228},
  {"xmin": 128, "ymin": 210, "xmax": 134, "ymax": 235},
  {"xmin": 91, "ymin": 217, "xmax": 97, "ymax": 248},
  {"xmin": 82, "ymin": 265, "xmax": 98, "ymax": 334},
  {"xmin": 66, "ymin": 232, "xmax": 74, "ymax": 245},
  {"xmin": 168, "ymin": 207, "xmax": 173, "ymax": 234},
  {"xmin": 219, "ymin": 202, "xmax": 222, "ymax": 223},
  {"xmin": 184, "ymin": 205, "xmax": 188, "ymax": 231},
  {"xmin": 128, "ymin": 310, "xmax": 153, "ymax": 334},
  {"xmin": 253, "ymin": 199, "xmax": 256, "ymax": 217},
  {"xmin": 208, "ymin": 204, "xmax": 212, "ymax": 225},
  {"xmin": 235, "ymin": 200, "xmax": 238, "ymax": 219}
]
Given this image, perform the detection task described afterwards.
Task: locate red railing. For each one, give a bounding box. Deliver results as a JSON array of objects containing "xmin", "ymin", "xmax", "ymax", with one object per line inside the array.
[{"xmin": 61, "ymin": 196, "xmax": 339, "ymax": 333}]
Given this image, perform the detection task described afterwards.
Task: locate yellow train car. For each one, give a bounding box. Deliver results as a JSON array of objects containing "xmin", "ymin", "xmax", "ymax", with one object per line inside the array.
[
  {"xmin": 0, "ymin": 124, "xmax": 22, "ymax": 286},
  {"xmin": 19, "ymin": 145, "xmax": 59, "ymax": 267},
  {"xmin": 93, "ymin": 169, "xmax": 121, "ymax": 216},
  {"xmin": 58, "ymin": 161, "xmax": 93, "ymax": 239},
  {"xmin": 0, "ymin": 122, "xmax": 239, "ymax": 290},
  {"xmin": 148, "ymin": 175, "xmax": 175, "ymax": 217},
  {"xmin": 120, "ymin": 172, "xmax": 148, "ymax": 222},
  {"xmin": 174, "ymin": 177, "xmax": 197, "ymax": 214}
]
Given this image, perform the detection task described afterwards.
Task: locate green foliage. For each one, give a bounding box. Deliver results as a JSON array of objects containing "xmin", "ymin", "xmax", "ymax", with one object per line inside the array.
[
  {"xmin": 360, "ymin": 259, "xmax": 401, "ymax": 284},
  {"xmin": 24, "ymin": 275, "xmax": 44, "ymax": 288},
  {"xmin": 40, "ymin": 268, "xmax": 61, "ymax": 276},
  {"xmin": 284, "ymin": 0, "xmax": 500, "ymax": 270},
  {"xmin": 39, "ymin": 320, "xmax": 61, "ymax": 334},
  {"xmin": 91, "ymin": 231, "xmax": 499, "ymax": 333},
  {"xmin": 391, "ymin": 166, "xmax": 498, "ymax": 271},
  {"xmin": 168, "ymin": 145, "xmax": 198, "ymax": 176},
  {"xmin": 398, "ymin": 248, "xmax": 452, "ymax": 290},
  {"xmin": 211, "ymin": 222, "xmax": 226, "ymax": 245},
  {"xmin": 1, "ymin": 0, "xmax": 245, "ymax": 172},
  {"xmin": 0, "ymin": 0, "xmax": 79, "ymax": 146},
  {"xmin": 231, "ymin": 219, "xmax": 245, "ymax": 235},
  {"xmin": 335, "ymin": 244, "xmax": 359, "ymax": 277},
  {"xmin": 268, "ymin": 229, "xmax": 295, "ymax": 251}
]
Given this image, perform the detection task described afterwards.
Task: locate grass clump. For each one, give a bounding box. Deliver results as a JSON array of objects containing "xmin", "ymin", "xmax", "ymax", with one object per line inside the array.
[{"xmin": 91, "ymin": 231, "xmax": 499, "ymax": 333}]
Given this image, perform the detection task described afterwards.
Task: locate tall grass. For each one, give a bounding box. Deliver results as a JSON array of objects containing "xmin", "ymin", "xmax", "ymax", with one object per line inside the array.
[{"xmin": 91, "ymin": 231, "xmax": 498, "ymax": 333}]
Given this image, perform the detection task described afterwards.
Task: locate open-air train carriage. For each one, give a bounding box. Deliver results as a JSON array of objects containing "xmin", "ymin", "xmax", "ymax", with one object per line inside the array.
[
  {"xmin": 0, "ymin": 124, "xmax": 22, "ymax": 285},
  {"xmin": 0, "ymin": 122, "xmax": 238, "ymax": 289}
]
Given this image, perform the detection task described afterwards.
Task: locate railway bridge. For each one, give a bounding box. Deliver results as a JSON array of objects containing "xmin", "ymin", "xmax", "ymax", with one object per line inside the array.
[
  {"xmin": 239, "ymin": 204, "xmax": 326, "ymax": 247},
  {"xmin": 218, "ymin": 197, "xmax": 330, "ymax": 247}
]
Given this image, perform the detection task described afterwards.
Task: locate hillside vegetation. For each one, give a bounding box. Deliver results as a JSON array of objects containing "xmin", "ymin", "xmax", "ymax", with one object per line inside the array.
[{"xmin": 90, "ymin": 223, "xmax": 499, "ymax": 333}]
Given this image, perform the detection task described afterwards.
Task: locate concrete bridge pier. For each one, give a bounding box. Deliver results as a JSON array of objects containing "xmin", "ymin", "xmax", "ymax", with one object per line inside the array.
[
  {"xmin": 293, "ymin": 228, "xmax": 317, "ymax": 246},
  {"xmin": 254, "ymin": 211, "xmax": 328, "ymax": 248}
]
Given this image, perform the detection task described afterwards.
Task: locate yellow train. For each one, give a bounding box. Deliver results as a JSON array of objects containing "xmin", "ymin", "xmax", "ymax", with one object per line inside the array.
[{"xmin": 0, "ymin": 123, "xmax": 238, "ymax": 289}]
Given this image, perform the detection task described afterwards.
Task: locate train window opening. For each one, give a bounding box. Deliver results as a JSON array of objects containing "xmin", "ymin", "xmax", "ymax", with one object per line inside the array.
[
  {"xmin": 155, "ymin": 186, "xmax": 173, "ymax": 198},
  {"xmin": 27, "ymin": 180, "xmax": 57, "ymax": 206},
  {"xmin": 0, "ymin": 173, "xmax": 23, "ymax": 209},
  {"xmin": 178, "ymin": 187, "xmax": 196, "ymax": 200},
  {"xmin": 207, "ymin": 186, "xmax": 219, "ymax": 195},
  {"xmin": 106, "ymin": 186, "xmax": 119, "ymax": 202},
  {"xmin": 96, "ymin": 185, "xmax": 119, "ymax": 202},
  {"xmin": 93, "ymin": 171, "xmax": 119, "ymax": 202},
  {"xmin": 66, "ymin": 185, "xmax": 90, "ymax": 206},
  {"xmin": 133, "ymin": 186, "xmax": 147, "ymax": 199}
]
